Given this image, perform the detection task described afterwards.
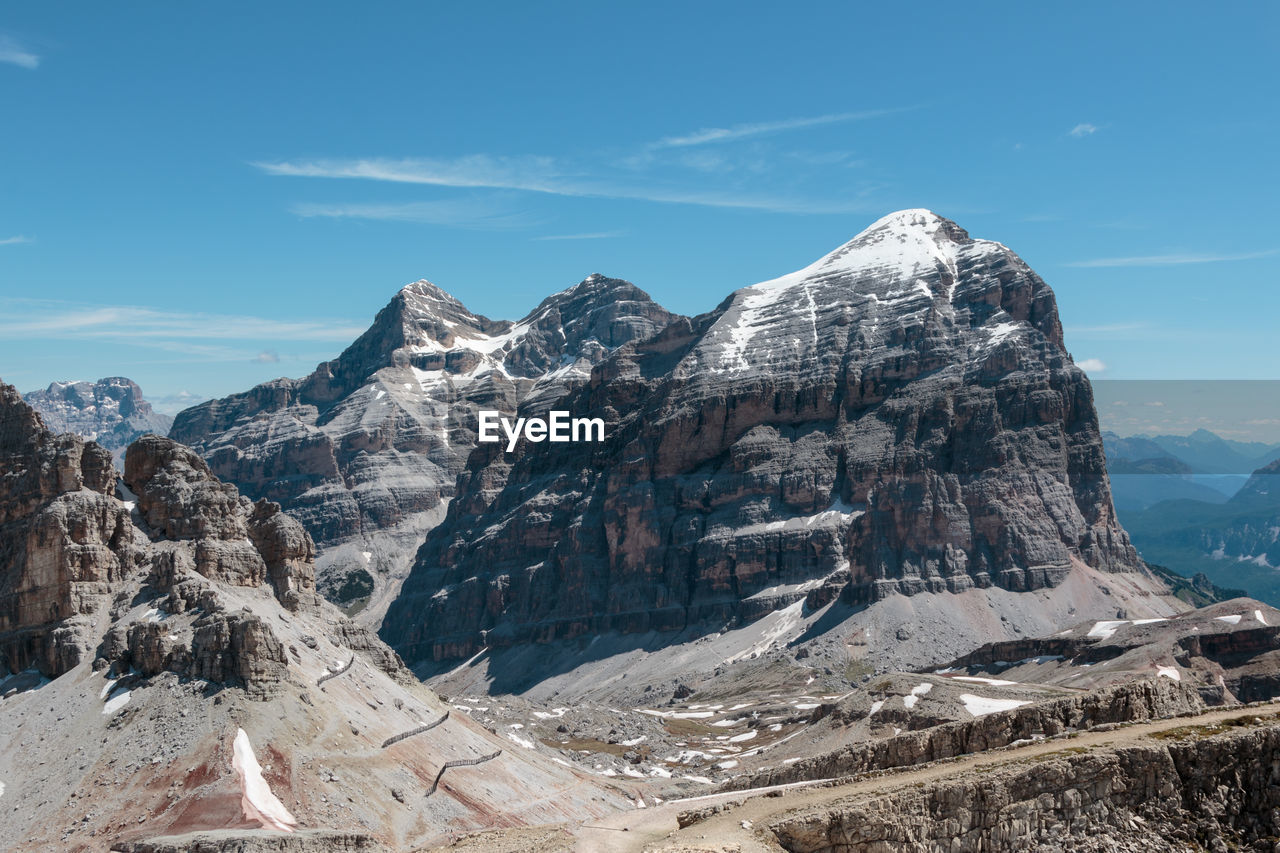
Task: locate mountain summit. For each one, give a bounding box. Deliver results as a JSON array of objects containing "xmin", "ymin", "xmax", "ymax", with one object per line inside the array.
[
  {"xmin": 170, "ymin": 274, "xmax": 679, "ymax": 623},
  {"xmin": 381, "ymin": 211, "xmax": 1165, "ymax": 675}
]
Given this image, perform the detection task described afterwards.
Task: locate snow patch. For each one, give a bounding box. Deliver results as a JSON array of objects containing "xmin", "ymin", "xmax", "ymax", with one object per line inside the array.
[
  {"xmin": 232, "ymin": 729, "xmax": 297, "ymax": 833},
  {"xmin": 960, "ymin": 694, "xmax": 1030, "ymax": 718},
  {"xmin": 506, "ymin": 731, "xmax": 536, "ymax": 749},
  {"xmin": 902, "ymin": 683, "xmax": 933, "ymax": 710},
  {"xmin": 1215, "ymin": 615, "xmax": 1243, "ymax": 625},
  {"xmin": 1257, "ymin": 610, "xmax": 1269, "ymax": 626},
  {"xmin": 952, "ymin": 676, "xmax": 1017, "ymax": 686},
  {"xmin": 102, "ymin": 689, "xmax": 131, "ymax": 715},
  {"xmin": 533, "ymin": 707, "xmax": 569, "ymax": 720},
  {"xmin": 636, "ymin": 709, "xmax": 715, "ymax": 720},
  {"xmin": 1087, "ymin": 620, "xmax": 1129, "ymax": 639},
  {"xmin": 1156, "ymin": 666, "xmax": 1181, "ymax": 681}
]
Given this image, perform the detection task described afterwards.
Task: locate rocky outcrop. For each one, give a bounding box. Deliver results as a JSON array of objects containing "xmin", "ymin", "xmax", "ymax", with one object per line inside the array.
[
  {"xmin": 725, "ymin": 678, "xmax": 1204, "ymax": 792},
  {"xmin": 0, "ymin": 379, "xmax": 407, "ymax": 696},
  {"xmin": 383, "ymin": 210, "xmax": 1142, "ymax": 664},
  {"xmin": 0, "ymin": 382, "xmax": 142, "ymax": 676},
  {"xmin": 23, "ymin": 377, "xmax": 173, "ymax": 463},
  {"xmin": 124, "ymin": 435, "xmax": 319, "ymax": 608},
  {"xmin": 765, "ymin": 720, "xmax": 1280, "ymax": 852},
  {"xmin": 170, "ymin": 274, "xmax": 678, "ymax": 621}
]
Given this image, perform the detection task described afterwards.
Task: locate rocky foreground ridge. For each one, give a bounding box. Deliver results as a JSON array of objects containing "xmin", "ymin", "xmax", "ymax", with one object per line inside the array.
[
  {"xmin": 383, "ymin": 209, "xmax": 1145, "ymax": 665},
  {"xmin": 170, "ymin": 274, "xmax": 678, "ymax": 624},
  {"xmin": 761, "ymin": 719, "xmax": 1280, "ymax": 852},
  {"xmin": 0, "ymin": 382, "xmax": 632, "ymax": 851}
]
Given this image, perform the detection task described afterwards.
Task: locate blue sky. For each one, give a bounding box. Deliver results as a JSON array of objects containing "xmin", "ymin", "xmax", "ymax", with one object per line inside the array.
[{"xmin": 1, "ymin": 3, "xmax": 1277, "ymax": 414}]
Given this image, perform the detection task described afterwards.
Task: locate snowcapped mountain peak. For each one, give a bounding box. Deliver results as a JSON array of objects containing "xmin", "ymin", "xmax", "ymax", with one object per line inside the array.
[
  {"xmin": 399, "ymin": 279, "xmax": 470, "ymax": 311},
  {"xmin": 863, "ymin": 207, "xmax": 955, "ymax": 233},
  {"xmin": 696, "ymin": 209, "xmax": 1060, "ymax": 375},
  {"xmin": 813, "ymin": 209, "xmax": 972, "ymax": 278}
]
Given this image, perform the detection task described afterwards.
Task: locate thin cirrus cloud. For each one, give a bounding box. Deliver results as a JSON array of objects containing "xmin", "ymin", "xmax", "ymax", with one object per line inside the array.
[
  {"xmin": 1, "ymin": 235, "xmax": 33, "ymax": 246},
  {"xmin": 0, "ymin": 302, "xmax": 366, "ymax": 347},
  {"xmin": 290, "ymin": 198, "xmax": 536, "ymax": 229},
  {"xmin": 1069, "ymin": 123, "xmax": 1098, "ymax": 138},
  {"xmin": 0, "ymin": 35, "xmax": 39, "ymax": 69},
  {"xmin": 650, "ymin": 108, "xmax": 915, "ymax": 148},
  {"xmin": 256, "ymin": 155, "xmax": 879, "ymax": 214},
  {"xmin": 1067, "ymin": 249, "xmax": 1277, "ymax": 268}
]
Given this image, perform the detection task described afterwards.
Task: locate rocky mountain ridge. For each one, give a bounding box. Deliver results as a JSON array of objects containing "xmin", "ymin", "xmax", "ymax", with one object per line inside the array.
[
  {"xmin": 382, "ymin": 209, "xmax": 1151, "ymax": 669},
  {"xmin": 24, "ymin": 377, "xmax": 173, "ymax": 463},
  {"xmin": 0, "ymin": 381, "xmax": 634, "ymax": 851},
  {"xmin": 169, "ymin": 274, "xmax": 678, "ymax": 624}
]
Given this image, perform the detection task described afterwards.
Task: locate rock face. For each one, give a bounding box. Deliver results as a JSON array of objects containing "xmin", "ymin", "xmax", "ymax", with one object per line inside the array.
[
  {"xmin": 0, "ymin": 379, "xmax": 398, "ymax": 697},
  {"xmin": 765, "ymin": 722, "xmax": 1280, "ymax": 852},
  {"xmin": 170, "ymin": 275, "xmax": 678, "ymax": 623},
  {"xmin": 24, "ymin": 377, "xmax": 173, "ymax": 462},
  {"xmin": 382, "ymin": 210, "xmax": 1141, "ymax": 664},
  {"xmin": 0, "ymin": 382, "xmax": 141, "ymax": 676},
  {"xmin": 725, "ymin": 677, "xmax": 1205, "ymax": 793},
  {"xmin": 0, "ymin": 379, "xmax": 631, "ymax": 850}
]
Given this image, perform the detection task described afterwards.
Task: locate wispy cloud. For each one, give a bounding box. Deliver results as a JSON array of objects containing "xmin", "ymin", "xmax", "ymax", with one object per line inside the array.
[
  {"xmin": 0, "ymin": 235, "xmax": 33, "ymax": 245},
  {"xmin": 1069, "ymin": 123, "xmax": 1098, "ymax": 138},
  {"xmin": 1077, "ymin": 358, "xmax": 1107, "ymax": 373},
  {"xmin": 256, "ymin": 155, "xmax": 880, "ymax": 214},
  {"xmin": 0, "ymin": 35, "xmax": 39, "ymax": 69},
  {"xmin": 291, "ymin": 198, "xmax": 535, "ymax": 229},
  {"xmin": 257, "ymin": 109, "xmax": 913, "ymax": 218},
  {"xmin": 0, "ymin": 301, "xmax": 366, "ymax": 344},
  {"xmin": 253, "ymin": 350, "xmax": 280, "ymax": 364},
  {"xmin": 532, "ymin": 230, "xmax": 624, "ymax": 241},
  {"xmin": 651, "ymin": 109, "xmax": 912, "ymax": 148},
  {"xmin": 1067, "ymin": 249, "xmax": 1277, "ymax": 268}
]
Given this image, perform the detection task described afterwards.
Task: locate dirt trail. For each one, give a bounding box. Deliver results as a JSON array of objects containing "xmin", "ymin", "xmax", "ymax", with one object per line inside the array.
[{"xmin": 570, "ymin": 703, "xmax": 1280, "ymax": 853}]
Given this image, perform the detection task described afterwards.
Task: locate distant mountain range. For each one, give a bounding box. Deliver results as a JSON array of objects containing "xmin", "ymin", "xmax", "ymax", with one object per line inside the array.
[
  {"xmin": 15, "ymin": 212, "xmax": 1210, "ymax": 687},
  {"xmin": 373, "ymin": 209, "xmax": 1174, "ymax": 676},
  {"xmin": 1103, "ymin": 429, "xmax": 1280, "ymax": 510},
  {"xmin": 23, "ymin": 377, "xmax": 173, "ymax": 463},
  {"xmin": 7, "ymin": 210, "xmax": 1279, "ymax": 851},
  {"xmin": 1120, "ymin": 457, "xmax": 1280, "ymax": 605}
]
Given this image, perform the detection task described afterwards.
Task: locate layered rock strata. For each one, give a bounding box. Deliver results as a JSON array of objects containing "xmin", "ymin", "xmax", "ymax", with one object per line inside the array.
[
  {"xmin": 724, "ymin": 677, "xmax": 1204, "ymax": 792},
  {"xmin": 383, "ymin": 210, "xmax": 1142, "ymax": 664},
  {"xmin": 765, "ymin": 720, "xmax": 1280, "ymax": 852},
  {"xmin": 0, "ymin": 380, "xmax": 402, "ymax": 695},
  {"xmin": 170, "ymin": 275, "xmax": 677, "ymax": 621}
]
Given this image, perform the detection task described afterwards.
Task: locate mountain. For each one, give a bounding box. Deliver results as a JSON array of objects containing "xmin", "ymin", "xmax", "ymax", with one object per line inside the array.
[
  {"xmin": 1102, "ymin": 430, "xmax": 1235, "ymax": 510},
  {"xmin": 0, "ymin": 380, "xmax": 628, "ymax": 850},
  {"xmin": 23, "ymin": 377, "xmax": 173, "ymax": 463},
  {"xmin": 1122, "ymin": 457, "xmax": 1280, "ymax": 605},
  {"xmin": 170, "ymin": 275, "xmax": 679, "ymax": 624},
  {"xmin": 1150, "ymin": 428, "xmax": 1280, "ymax": 475},
  {"xmin": 381, "ymin": 209, "xmax": 1182, "ymax": 684}
]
